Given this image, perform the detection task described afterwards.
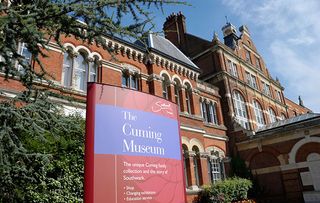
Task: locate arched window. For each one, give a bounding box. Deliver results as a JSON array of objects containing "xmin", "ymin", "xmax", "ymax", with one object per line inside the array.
[
  {"xmin": 208, "ymin": 157, "xmax": 223, "ymax": 184},
  {"xmin": 62, "ymin": 49, "xmax": 99, "ymax": 92},
  {"xmin": 200, "ymin": 99, "xmax": 207, "ymax": 121},
  {"xmin": 192, "ymin": 146, "xmax": 202, "ymax": 186},
  {"xmin": 268, "ymin": 108, "xmax": 277, "ymax": 123},
  {"xmin": 161, "ymin": 74, "xmax": 170, "ymax": 99},
  {"xmin": 280, "ymin": 113, "xmax": 286, "ymax": 120},
  {"xmin": 182, "ymin": 144, "xmax": 191, "ymax": 187},
  {"xmin": 185, "ymin": 83, "xmax": 193, "ymax": 114},
  {"xmin": 89, "ymin": 57, "xmax": 98, "ymax": 82},
  {"xmin": 209, "ymin": 102, "xmax": 218, "ymax": 125},
  {"xmin": 253, "ymin": 100, "xmax": 265, "ymax": 128},
  {"xmin": 233, "ymin": 91, "xmax": 250, "ymax": 129},
  {"xmin": 62, "ymin": 52, "xmax": 73, "ymax": 87},
  {"xmin": 173, "ymin": 78, "xmax": 182, "ymax": 111},
  {"xmin": 200, "ymin": 99, "xmax": 219, "ymax": 125},
  {"xmin": 74, "ymin": 52, "xmax": 87, "ymax": 91},
  {"xmin": 207, "ymin": 148, "xmax": 225, "ymax": 184}
]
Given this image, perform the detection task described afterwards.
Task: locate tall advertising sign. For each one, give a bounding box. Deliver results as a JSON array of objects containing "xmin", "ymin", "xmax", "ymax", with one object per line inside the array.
[{"xmin": 85, "ymin": 83, "xmax": 186, "ymax": 203}]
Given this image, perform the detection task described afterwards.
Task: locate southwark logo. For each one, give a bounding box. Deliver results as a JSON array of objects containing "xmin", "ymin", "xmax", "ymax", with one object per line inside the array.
[{"xmin": 151, "ymin": 101, "xmax": 174, "ymax": 115}]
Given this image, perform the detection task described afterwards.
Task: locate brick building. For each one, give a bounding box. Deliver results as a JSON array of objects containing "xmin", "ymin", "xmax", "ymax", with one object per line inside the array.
[
  {"xmin": 1, "ymin": 10, "xmax": 319, "ymax": 202},
  {"xmin": 163, "ymin": 12, "xmax": 319, "ymax": 203},
  {"xmin": 0, "ymin": 32, "xmax": 229, "ymax": 202}
]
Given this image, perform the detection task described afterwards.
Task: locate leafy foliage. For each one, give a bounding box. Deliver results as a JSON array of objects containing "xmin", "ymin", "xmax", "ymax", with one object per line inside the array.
[
  {"xmin": 0, "ymin": 95, "xmax": 85, "ymax": 202},
  {"xmin": 0, "ymin": 0, "xmax": 185, "ymax": 92},
  {"xmin": 198, "ymin": 177, "xmax": 253, "ymax": 203}
]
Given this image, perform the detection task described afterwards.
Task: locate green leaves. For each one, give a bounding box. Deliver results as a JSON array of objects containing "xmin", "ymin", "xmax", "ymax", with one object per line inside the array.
[
  {"xmin": 0, "ymin": 0, "xmax": 185, "ymax": 96},
  {"xmin": 199, "ymin": 178, "xmax": 253, "ymax": 203},
  {"xmin": 0, "ymin": 98, "xmax": 85, "ymax": 202}
]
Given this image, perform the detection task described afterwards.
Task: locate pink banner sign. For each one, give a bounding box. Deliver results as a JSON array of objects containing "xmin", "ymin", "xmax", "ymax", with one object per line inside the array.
[{"xmin": 84, "ymin": 83, "xmax": 186, "ymax": 203}]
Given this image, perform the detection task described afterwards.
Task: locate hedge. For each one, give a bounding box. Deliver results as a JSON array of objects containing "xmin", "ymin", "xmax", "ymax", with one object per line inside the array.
[{"xmin": 198, "ymin": 177, "xmax": 252, "ymax": 203}]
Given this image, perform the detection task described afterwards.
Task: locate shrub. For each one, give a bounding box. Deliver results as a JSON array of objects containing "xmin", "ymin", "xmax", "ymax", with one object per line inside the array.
[
  {"xmin": 198, "ymin": 177, "xmax": 252, "ymax": 203},
  {"xmin": 0, "ymin": 99, "xmax": 85, "ymax": 202}
]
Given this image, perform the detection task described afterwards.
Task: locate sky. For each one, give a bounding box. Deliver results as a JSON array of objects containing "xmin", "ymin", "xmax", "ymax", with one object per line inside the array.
[{"xmin": 147, "ymin": 0, "xmax": 320, "ymax": 113}]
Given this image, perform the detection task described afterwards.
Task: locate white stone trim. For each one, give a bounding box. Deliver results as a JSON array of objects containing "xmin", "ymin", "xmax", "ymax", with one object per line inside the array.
[
  {"xmin": 288, "ymin": 137, "xmax": 320, "ymax": 164},
  {"xmin": 149, "ymin": 52, "xmax": 199, "ymax": 81},
  {"xmin": 104, "ymin": 65, "xmax": 122, "ymax": 73},
  {"xmin": 190, "ymin": 138, "xmax": 205, "ymax": 152},
  {"xmin": 182, "ymin": 79, "xmax": 193, "ymax": 89},
  {"xmin": 172, "ymin": 74, "xmax": 183, "ymax": 85},
  {"xmin": 0, "ymin": 89, "xmax": 17, "ymax": 98},
  {"xmin": 41, "ymin": 41, "xmax": 63, "ymax": 53},
  {"xmin": 181, "ymin": 136, "xmax": 191, "ymax": 150},
  {"xmin": 180, "ymin": 125, "xmax": 206, "ymax": 134},
  {"xmin": 280, "ymin": 161, "xmax": 309, "ymax": 171},
  {"xmin": 159, "ymin": 70, "xmax": 171, "ymax": 80},
  {"xmin": 203, "ymin": 134, "xmax": 228, "ymax": 141}
]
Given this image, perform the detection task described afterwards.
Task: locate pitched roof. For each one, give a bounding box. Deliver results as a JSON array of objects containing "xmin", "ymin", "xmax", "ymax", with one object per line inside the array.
[
  {"xmin": 257, "ymin": 113, "xmax": 320, "ymax": 133},
  {"xmin": 136, "ymin": 33, "xmax": 199, "ymax": 71}
]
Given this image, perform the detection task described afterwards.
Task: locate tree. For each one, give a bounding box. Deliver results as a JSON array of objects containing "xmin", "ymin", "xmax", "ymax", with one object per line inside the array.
[
  {"xmin": 0, "ymin": 1, "xmax": 186, "ymax": 202},
  {"xmin": 0, "ymin": 95, "xmax": 86, "ymax": 202},
  {"xmin": 0, "ymin": 0, "xmax": 185, "ymax": 95}
]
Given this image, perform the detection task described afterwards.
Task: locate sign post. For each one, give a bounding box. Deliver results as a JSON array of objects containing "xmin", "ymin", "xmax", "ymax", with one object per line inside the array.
[{"xmin": 84, "ymin": 83, "xmax": 186, "ymax": 203}]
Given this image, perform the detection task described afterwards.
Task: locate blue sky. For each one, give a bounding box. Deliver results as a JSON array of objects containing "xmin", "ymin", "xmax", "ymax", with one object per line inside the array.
[{"xmin": 147, "ymin": 0, "xmax": 320, "ymax": 112}]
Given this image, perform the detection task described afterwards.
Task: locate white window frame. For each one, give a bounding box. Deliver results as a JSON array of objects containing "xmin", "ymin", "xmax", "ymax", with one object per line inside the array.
[
  {"xmin": 276, "ymin": 90, "xmax": 282, "ymax": 102},
  {"xmin": 62, "ymin": 52, "xmax": 73, "ymax": 87},
  {"xmin": 246, "ymin": 72, "xmax": 257, "ymax": 89},
  {"xmin": 62, "ymin": 51, "xmax": 98, "ymax": 92},
  {"xmin": 17, "ymin": 42, "xmax": 32, "ymax": 73},
  {"xmin": 245, "ymin": 49, "xmax": 252, "ymax": 63},
  {"xmin": 268, "ymin": 108, "xmax": 277, "ymax": 123},
  {"xmin": 122, "ymin": 72, "xmax": 138, "ymax": 90},
  {"xmin": 185, "ymin": 87, "xmax": 192, "ymax": 114},
  {"xmin": 253, "ymin": 100, "xmax": 265, "ymax": 127},
  {"xmin": 209, "ymin": 102, "xmax": 218, "ymax": 125},
  {"xmin": 227, "ymin": 60, "xmax": 238, "ymax": 78},
  {"xmin": 255, "ymin": 56, "xmax": 261, "ymax": 70},
  {"xmin": 262, "ymin": 81, "xmax": 271, "ymax": 96},
  {"xmin": 233, "ymin": 91, "xmax": 250, "ymax": 129},
  {"xmin": 162, "ymin": 76, "xmax": 170, "ymax": 99}
]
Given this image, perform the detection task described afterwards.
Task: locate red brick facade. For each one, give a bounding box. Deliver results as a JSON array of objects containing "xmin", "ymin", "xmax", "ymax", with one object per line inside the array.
[
  {"xmin": 0, "ymin": 30, "xmax": 229, "ymax": 202},
  {"xmin": 163, "ymin": 12, "xmax": 318, "ymax": 203},
  {"xmin": 1, "ymin": 12, "xmax": 318, "ymax": 203}
]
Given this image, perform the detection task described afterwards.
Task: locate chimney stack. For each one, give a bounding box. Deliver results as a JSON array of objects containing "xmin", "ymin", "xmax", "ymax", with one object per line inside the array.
[{"xmin": 163, "ymin": 12, "xmax": 187, "ymax": 51}]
